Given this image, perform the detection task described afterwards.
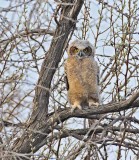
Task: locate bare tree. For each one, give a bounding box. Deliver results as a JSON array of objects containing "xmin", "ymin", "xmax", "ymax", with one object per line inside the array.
[{"xmin": 0, "ymin": 0, "xmax": 139, "ymax": 159}]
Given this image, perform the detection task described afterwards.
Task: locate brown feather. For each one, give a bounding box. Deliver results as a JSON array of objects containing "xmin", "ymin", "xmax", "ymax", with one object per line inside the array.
[{"xmin": 65, "ymin": 56, "xmax": 99, "ymax": 109}]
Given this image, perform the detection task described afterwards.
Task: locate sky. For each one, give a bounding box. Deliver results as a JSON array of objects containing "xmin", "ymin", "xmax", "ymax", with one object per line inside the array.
[{"xmin": 0, "ymin": 0, "xmax": 139, "ymax": 159}]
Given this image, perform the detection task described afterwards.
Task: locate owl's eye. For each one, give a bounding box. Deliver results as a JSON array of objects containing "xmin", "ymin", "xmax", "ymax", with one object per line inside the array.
[
  {"xmin": 70, "ymin": 47, "xmax": 79, "ymax": 55},
  {"xmin": 83, "ymin": 47, "xmax": 92, "ymax": 55}
]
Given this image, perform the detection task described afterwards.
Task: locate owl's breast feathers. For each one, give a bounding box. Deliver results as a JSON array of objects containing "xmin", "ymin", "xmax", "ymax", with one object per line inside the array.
[{"xmin": 64, "ymin": 56, "xmax": 99, "ymax": 106}]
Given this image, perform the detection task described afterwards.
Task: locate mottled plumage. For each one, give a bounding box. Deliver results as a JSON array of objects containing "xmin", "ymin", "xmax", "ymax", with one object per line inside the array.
[{"xmin": 64, "ymin": 39, "xmax": 100, "ymax": 111}]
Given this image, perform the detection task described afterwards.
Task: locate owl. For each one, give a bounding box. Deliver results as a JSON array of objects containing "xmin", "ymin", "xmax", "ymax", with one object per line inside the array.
[{"xmin": 64, "ymin": 39, "xmax": 100, "ymax": 112}]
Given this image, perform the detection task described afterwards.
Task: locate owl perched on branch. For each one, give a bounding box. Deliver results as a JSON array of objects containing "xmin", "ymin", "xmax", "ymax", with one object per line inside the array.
[{"xmin": 64, "ymin": 39, "xmax": 100, "ymax": 112}]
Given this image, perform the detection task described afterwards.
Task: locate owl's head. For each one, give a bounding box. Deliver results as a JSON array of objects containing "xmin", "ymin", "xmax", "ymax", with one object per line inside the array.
[{"xmin": 67, "ymin": 39, "xmax": 95, "ymax": 58}]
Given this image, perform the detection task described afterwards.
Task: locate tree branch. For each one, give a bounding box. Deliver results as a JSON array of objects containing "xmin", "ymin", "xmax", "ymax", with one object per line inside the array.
[
  {"xmin": 12, "ymin": 90, "xmax": 139, "ymax": 156},
  {"xmin": 12, "ymin": 0, "xmax": 84, "ymax": 155}
]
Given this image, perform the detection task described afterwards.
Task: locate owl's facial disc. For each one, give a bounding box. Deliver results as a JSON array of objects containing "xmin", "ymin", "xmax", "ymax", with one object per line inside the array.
[
  {"xmin": 77, "ymin": 47, "xmax": 92, "ymax": 58},
  {"xmin": 69, "ymin": 46, "xmax": 92, "ymax": 58}
]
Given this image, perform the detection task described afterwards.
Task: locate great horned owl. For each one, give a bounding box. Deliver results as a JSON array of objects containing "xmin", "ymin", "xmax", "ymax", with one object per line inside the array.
[{"xmin": 64, "ymin": 39, "xmax": 100, "ymax": 112}]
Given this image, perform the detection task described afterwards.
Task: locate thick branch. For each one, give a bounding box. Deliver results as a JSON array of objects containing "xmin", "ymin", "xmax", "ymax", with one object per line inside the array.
[
  {"xmin": 46, "ymin": 126, "xmax": 139, "ymax": 142},
  {"xmin": 39, "ymin": 124, "xmax": 139, "ymax": 157},
  {"xmin": 13, "ymin": 91, "xmax": 139, "ymax": 155},
  {"xmin": 13, "ymin": 0, "xmax": 84, "ymax": 155}
]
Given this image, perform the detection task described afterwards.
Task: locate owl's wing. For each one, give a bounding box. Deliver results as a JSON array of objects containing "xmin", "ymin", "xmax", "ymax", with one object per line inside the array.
[
  {"xmin": 97, "ymin": 64, "xmax": 100, "ymax": 85},
  {"xmin": 64, "ymin": 62, "xmax": 69, "ymax": 90},
  {"xmin": 64, "ymin": 75, "xmax": 69, "ymax": 90}
]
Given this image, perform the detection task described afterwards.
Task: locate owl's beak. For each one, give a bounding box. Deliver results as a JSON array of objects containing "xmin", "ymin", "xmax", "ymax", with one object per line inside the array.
[{"xmin": 77, "ymin": 50, "xmax": 85, "ymax": 57}]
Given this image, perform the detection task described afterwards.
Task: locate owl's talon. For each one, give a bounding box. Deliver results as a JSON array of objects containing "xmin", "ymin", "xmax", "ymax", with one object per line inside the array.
[
  {"xmin": 70, "ymin": 108, "xmax": 75, "ymax": 113},
  {"xmin": 89, "ymin": 101, "xmax": 99, "ymax": 107},
  {"xmin": 71, "ymin": 104, "xmax": 82, "ymax": 113},
  {"xmin": 77, "ymin": 105, "xmax": 82, "ymax": 110}
]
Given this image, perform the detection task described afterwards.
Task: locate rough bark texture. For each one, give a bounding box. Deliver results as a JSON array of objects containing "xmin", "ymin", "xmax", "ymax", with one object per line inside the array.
[
  {"xmin": 13, "ymin": 89, "xmax": 139, "ymax": 155},
  {"xmin": 36, "ymin": 95, "xmax": 139, "ymax": 158},
  {"xmin": 13, "ymin": 0, "xmax": 84, "ymax": 155}
]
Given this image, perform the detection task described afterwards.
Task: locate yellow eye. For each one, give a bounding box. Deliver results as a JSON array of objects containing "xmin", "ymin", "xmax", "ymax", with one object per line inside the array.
[
  {"xmin": 83, "ymin": 47, "xmax": 92, "ymax": 55},
  {"xmin": 70, "ymin": 47, "xmax": 79, "ymax": 55},
  {"xmin": 83, "ymin": 48, "xmax": 88, "ymax": 53},
  {"xmin": 75, "ymin": 48, "xmax": 79, "ymax": 53}
]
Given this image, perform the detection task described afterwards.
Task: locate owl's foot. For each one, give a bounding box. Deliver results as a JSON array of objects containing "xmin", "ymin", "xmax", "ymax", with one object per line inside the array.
[
  {"xmin": 71, "ymin": 104, "xmax": 82, "ymax": 113},
  {"xmin": 94, "ymin": 102, "xmax": 99, "ymax": 107},
  {"xmin": 89, "ymin": 101, "xmax": 99, "ymax": 108}
]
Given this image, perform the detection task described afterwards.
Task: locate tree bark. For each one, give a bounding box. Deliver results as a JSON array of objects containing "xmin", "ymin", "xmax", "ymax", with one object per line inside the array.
[{"xmin": 13, "ymin": 0, "xmax": 84, "ymax": 156}]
